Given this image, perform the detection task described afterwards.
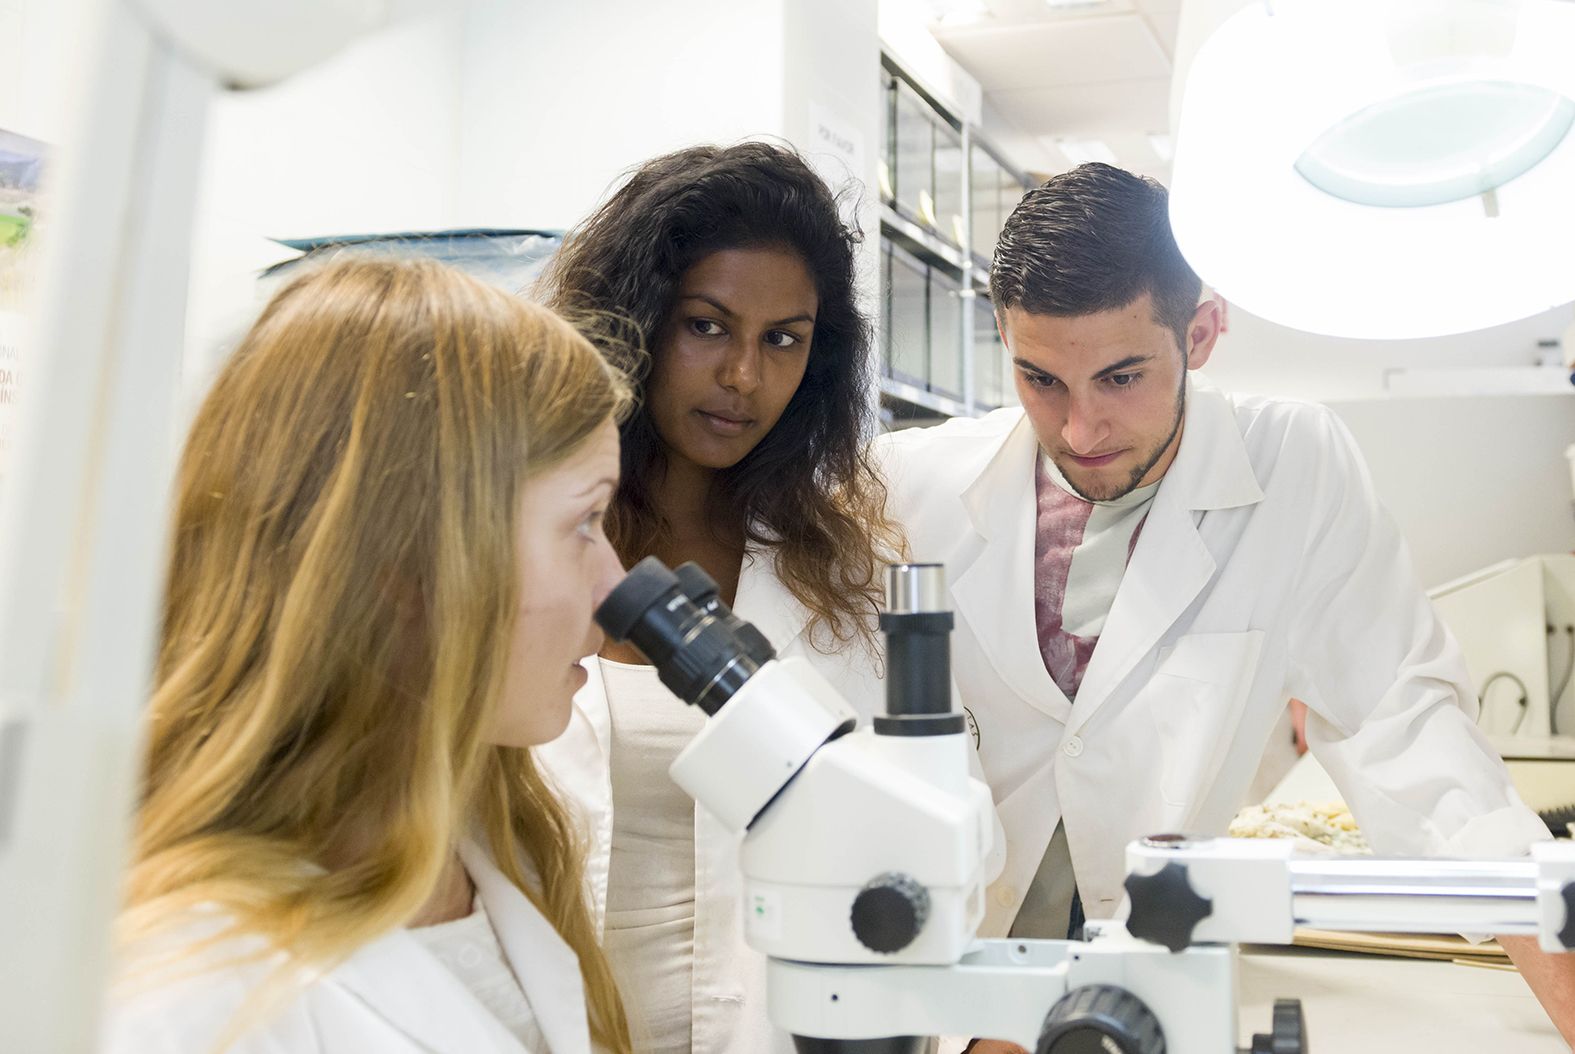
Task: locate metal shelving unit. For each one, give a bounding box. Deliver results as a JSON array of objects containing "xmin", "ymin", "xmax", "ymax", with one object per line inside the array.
[
  {"xmin": 880, "ymin": 203, "xmax": 966, "ymax": 273},
  {"xmin": 876, "ymin": 53, "xmax": 1034, "ymax": 426}
]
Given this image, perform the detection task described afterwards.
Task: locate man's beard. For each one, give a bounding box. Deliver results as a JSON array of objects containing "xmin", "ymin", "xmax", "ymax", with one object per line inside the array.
[{"xmin": 1057, "ymin": 374, "xmax": 1187, "ymax": 503}]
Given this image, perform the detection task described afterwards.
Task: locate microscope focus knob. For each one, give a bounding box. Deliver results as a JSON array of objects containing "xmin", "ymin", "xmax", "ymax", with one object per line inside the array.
[
  {"xmin": 1559, "ymin": 882, "xmax": 1575, "ymax": 951},
  {"xmin": 850, "ymin": 872, "xmax": 930, "ymax": 953},
  {"xmin": 1249, "ymin": 998, "xmax": 1307, "ymax": 1054},
  {"xmin": 1123, "ymin": 860, "xmax": 1214, "ymax": 952},
  {"xmin": 1038, "ymin": 984, "xmax": 1164, "ymax": 1054}
]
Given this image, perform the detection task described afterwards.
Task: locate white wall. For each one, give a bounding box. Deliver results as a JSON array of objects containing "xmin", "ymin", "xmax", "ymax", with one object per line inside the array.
[
  {"xmin": 6, "ymin": 0, "xmax": 891, "ymax": 403},
  {"xmin": 783, "ymin": 0, "xmax": 881, "ymax": 198},
  {"xmin": 0, "ymin": 6, "xmax": 477, "ymax": 496},
  {"xmin": 0, "ymin": 2, "xmax": 467, "ymax": 396},
  {"xmin": 0, "ymin": 0, "xmax": 88, "ymax": 141},
  {"xmin": 1202, "ymin": 301, "xmax": 1575, "ymax": 403},
  {"xmin": 1198, "ymin": 302, "xmax": 1575, "ymax": 588},
  {"xmin": 456, "ymin": 0, "xmax": 790, "ymax": 232},
  {"xmin": 781, "ymin": 0, "xmax": 882, "ymax": 312},
  {"xmin": 455, "ymin": 0, "xmax": 881, "ymax": 311},
  {"xmin": 186, "ymin": 10, "xmax": 466, "ymax": 388},
  {"xmin": 1328, "ymin": 394, "xmax": 1575, "ymax": 589}
]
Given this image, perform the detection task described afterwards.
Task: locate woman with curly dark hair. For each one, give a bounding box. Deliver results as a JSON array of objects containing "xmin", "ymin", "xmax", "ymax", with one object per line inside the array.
[{"xmin": 535, "ymin": 142, "xmax": 903, "ymax": 1054}]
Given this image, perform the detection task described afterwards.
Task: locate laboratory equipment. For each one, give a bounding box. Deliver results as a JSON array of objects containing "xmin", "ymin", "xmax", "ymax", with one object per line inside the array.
[{"xmin": 597, "ymin": 558, "xmax": 1575, "ymax": 1053}]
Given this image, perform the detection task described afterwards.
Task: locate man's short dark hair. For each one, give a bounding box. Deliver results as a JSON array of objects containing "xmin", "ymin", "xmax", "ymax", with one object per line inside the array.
[{"xmin": 990, "ymin": 163, "xmax": 1202, "ymax": 347}]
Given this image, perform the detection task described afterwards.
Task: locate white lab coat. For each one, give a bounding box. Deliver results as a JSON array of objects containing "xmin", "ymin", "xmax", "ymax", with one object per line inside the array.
[
  {"xmin": 102, "ymin": 841, "xmax": 597, "ymax": 1054},
  {"xmin": 874, "ymin": 377, "xmax": 1550, "ymax": 935},
  {"xmin": 536, "ymin": 550, "xmax": 885, "ymax": 1054}
]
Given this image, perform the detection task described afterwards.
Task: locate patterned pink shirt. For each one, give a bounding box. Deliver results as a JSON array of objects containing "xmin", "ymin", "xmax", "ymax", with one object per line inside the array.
[{"xmin": 1033, "ymin": 453, "xmax": 1159, "ymax": 700}]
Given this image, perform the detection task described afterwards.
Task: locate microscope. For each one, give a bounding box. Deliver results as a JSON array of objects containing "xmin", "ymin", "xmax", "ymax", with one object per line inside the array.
[{"xmin": 595, "ymin": 559, "xmax": 1575, "ymax": 1054}]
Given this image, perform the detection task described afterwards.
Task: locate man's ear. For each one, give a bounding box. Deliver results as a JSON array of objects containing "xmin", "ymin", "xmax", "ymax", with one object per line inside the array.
[{"xmin": 1184, "ymin": 298, "xmax": 1224, "ymax": 370}]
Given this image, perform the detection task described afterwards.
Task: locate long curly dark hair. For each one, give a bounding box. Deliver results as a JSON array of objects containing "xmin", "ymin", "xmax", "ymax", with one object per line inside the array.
[{"xmin": 539, "ymin": 141, "xmax": 902, "ymax": 649}]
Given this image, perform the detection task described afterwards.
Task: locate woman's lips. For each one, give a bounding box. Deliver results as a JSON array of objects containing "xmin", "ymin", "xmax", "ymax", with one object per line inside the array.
[{"xmin": 696, "ymin": 409, "xmax": 752, "ymax": 437}]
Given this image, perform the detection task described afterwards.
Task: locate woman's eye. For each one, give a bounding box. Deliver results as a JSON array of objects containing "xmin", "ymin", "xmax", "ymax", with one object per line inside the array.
[
  {"xmin": 689, "ymin": 319, "xmax": 724, "ymax": 337},
  {"xmin": 764, "ymin": 330, "xmax": 802, "ymax": 349},
  {"xmin": 577, "ymin": 511, "xmax": 606, "ymax": 540}
]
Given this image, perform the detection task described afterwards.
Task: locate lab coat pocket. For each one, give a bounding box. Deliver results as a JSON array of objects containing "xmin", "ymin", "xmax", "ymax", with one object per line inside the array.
[{"xmin": 1150, "ymin": 630, "xmax": 1266, "ymax": 808}]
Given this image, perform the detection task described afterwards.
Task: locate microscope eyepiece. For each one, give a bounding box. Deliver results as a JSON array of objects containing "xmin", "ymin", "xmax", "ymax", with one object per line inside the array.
[
  {"xmin": 877, "ymin": 563, "xmax": 964, "ymax": 737},
  {"xmin": 595, "ymin": 556, "xmax": 767, "ymax": 715},
  {"xmin": 885, "ymin": 563, "xmax": 948, "ymax": 615},
  {"xmin": 594, "ymin": 557, "xmax": 684, "ymax": 643},
  {"xmin": 672, "ymin": 562, "xmax": 777, "ymax": 667},
  {"xmin": 673, "ymin": 562, "xmax": 721, "ymax": 605}
]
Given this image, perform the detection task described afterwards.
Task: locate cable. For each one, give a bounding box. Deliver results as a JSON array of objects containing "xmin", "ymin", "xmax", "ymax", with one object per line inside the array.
[
  {"xmin": 1478, "ymin": 671, "xmax": 1529, "ymax": 734},
  {"xmin": 1550, "ymin": 624, "xmax": 1575, "ymax": 735}
]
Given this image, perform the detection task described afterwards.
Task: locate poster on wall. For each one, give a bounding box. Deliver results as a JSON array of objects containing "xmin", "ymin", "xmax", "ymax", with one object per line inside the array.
[{"xmin": 0, "ymin": 127, "xmax": 46, "ymax": 478}]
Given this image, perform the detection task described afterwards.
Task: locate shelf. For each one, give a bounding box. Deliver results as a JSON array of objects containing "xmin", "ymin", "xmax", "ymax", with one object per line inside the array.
[
  {"xmin": 879, "ymin": 375, "xmax": 973, "ymax": 419},
  {"xmin": 879, "ymin": 51, "xmax": 965, "ymax": 134},
  {"xmin": 880, "ymin": 205, "xmax": 967, "ymax": 276}
]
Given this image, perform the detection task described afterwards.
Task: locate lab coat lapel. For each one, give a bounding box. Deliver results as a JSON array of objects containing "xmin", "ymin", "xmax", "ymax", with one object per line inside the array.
[
  {"xmin": 951, "ymin": 413, "xmax": 1073, "ymax": 724},
  {"xmin": 732, "ymin": 546, "xmax": 810, "ymax": 654},
  {"xmin": 1066, "ymin": 379, "xmax": 1263, "ymax": 736},
  {"xmin": 1065, "ymin": 488, "xmax": 1214, "ymax": 736},
  {"xmin": 329, "ymin": 918, "xmax": 528, "ymax": 1054},
  {"xmin": 461, "ymin": 840, "xmax": 596, "ymax": 1054},
  {"xmin": 569, "ymin": 656, "xmax": 612, "ymax": 762},
  {"xmin": 540, "ymin": 660, "xmax": 613, "ymax": 931}
]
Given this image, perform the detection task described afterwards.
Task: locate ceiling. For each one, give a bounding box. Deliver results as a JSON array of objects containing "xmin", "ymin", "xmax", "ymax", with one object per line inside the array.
[{"xmin": 928, "ymin": 0, "xmax": 1181, "ymax": 182}]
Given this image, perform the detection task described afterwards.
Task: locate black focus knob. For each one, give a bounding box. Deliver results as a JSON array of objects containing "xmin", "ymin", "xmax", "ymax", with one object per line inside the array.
[
  {"xmin": 850, "ymin": 872, "xmax": 930, "ymax": 954},
  {"xmin": 1038, "ymin": 985, "xmax": 1164, "ymax": 1054},
  {"xmin": 1123, "ymin": 861, "xmax": 1214, "ymax": 953},
  {"xmin": 1250, "ymin": 998, "xmax": 1307, "ymax": 1054},
  {"xmin": 1558, "ymin": 882, "xmax": 1575, "ymax": 951}
]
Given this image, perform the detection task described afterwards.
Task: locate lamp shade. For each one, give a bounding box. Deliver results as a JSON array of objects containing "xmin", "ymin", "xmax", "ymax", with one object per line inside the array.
[{"xmin": 1169, "ymin": 0, "xmax": 1575, "ymax": 339}]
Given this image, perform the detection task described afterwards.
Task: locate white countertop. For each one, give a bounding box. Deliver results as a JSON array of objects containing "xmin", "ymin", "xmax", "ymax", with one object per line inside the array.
[{"xmin": 1239, "ymin": 945, "xmax": 1565, "ymax": 1052}]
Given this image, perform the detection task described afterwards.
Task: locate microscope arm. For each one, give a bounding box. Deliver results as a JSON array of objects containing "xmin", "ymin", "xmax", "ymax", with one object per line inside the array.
[{"xmin": 1124, "ymin": 836, "xmax": 1575, "ymax": 954}]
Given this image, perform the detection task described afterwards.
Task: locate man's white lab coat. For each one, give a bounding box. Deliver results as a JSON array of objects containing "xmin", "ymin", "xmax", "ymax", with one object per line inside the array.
[{"xmin": 874, "ymin": 378, "xmax": 1549, "ymax": 935}]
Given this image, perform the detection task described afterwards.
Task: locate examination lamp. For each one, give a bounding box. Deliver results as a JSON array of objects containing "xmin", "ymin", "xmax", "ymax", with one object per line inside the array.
[{"xmin": 1169, "ymin": 0, "xmax": 1575, "ymax": 339}]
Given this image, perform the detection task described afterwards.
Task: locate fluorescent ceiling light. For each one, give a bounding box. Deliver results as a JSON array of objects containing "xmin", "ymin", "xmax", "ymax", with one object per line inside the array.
[
  {"xmin": 1169, "ymin": 0, "xmax": 1575, "ymax": 339},
  {"xmin": 1045, "ymin": 0, "xmax": 1110, "ymax": 9},
  {"xmin": 1147, "ymin": 133, "xmax": 1173, "ymax": 163},
  {"xmin": 1056, "ymin": 137, "xmax": 1118, "ymax": 165}
]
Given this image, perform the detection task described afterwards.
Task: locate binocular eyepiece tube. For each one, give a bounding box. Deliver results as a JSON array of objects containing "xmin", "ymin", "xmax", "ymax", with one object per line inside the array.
[
  {"xmin": 594, "ymin": 557, "xmax": 775, "ymax": 715},
  {"xmin": 596, "ymin": 558, "xmax": 962, "ymax": 734}
]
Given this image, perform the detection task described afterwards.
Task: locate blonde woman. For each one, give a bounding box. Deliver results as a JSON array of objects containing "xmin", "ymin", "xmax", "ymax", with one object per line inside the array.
[{"xmin": 103, "ymin": 257, "xmax": 633, "ymax": 1054}]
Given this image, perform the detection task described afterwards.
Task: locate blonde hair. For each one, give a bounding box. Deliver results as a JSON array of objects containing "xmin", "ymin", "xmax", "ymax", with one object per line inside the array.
[{"xmin": 122, "ymin": 256, "xmax": 631, "ymax": 1052}]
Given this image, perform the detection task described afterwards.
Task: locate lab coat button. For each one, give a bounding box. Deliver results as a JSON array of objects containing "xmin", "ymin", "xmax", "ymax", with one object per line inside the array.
[
  {"xmin": 1063, "ymin": 736, "xmax": 1084, "ymax": 758},
  {"xmin": 994, "ymin": 885, "xmax": 1017, "ymax": 908}
]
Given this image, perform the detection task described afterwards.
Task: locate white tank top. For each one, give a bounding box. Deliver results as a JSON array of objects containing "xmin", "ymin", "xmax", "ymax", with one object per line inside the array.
[{"xmin": 599, "ymin": 657, "xmax": 706, "ymax": 1053}]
